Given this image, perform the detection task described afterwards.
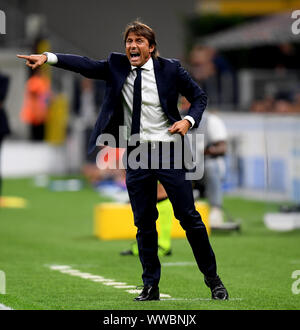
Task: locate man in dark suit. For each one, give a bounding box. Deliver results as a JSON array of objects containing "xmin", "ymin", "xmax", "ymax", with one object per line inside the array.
[{"xmin": 17, "ymin": 21, "xmax": 228, "ymax": 301}]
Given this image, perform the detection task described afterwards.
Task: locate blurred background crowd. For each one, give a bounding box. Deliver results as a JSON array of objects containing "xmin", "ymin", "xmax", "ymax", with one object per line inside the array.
[{"xmin": 1, "ymin": 0, "xmax": 300, "ymax": 211}]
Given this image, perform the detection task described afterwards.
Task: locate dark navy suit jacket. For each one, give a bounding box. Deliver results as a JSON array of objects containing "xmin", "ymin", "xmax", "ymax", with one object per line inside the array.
[{"xmin": 53, "ymin": 52, "xmax": 207, "ymax": 154}]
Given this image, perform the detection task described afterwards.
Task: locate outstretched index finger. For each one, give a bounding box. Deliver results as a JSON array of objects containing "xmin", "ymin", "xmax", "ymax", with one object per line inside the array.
[{"xmin": 17, "ymin": 54, "xmax": 30, "ymax": 60}]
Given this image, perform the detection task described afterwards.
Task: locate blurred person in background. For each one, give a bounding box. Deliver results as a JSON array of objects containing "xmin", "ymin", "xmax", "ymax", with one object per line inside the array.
[
  {"xmin": 77, "ymin": 78, "xmax": 97, "ymax": 127},
  {"xmin": 250, "ymin": 42, "xmax": 300, "ymax": 114},
  {"xmin": 82, "ymin": 146, "xmax": 126, "ymax": 192},
  {"xmin": 20, "ymin": 68, "xmax": 51, "ymax": 141},
  {"xmin": 181, "ymin": 97, "xmax": 239, "ymax": 230},
  {"xmin": 195, "ymin": 110, "xmax": 228, "ymax": 229},
  {"xmin": 72, "ymin": 77, "xmax": 100, "ymax": 162},
  {"xmin": 194, "ymin": 111, "xmax": 240, "ymax": 230},
  {"xmin": 0, "ymin": 72, "xmax": 10, "ymax": 203},
  {"xmin": 250, "ymin": 97, "xmax": 275, "ymax": 113},
  {"xmin": 189, "ymin": 45, "xmax": 236, "ymax": 108},
  {"xmin": 250, "ymin": 90, "xmax": 300, "ymax": 114},
  {"xmin": 275, "ymin": 43, "xmax": 298, "ymax": 72},
  {"xmin": 17, "ymin": 21, "xmax": 229, "ymax": 301}
]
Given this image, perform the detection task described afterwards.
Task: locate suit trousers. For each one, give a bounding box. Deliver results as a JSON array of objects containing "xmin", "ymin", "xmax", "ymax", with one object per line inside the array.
[{"xmin": 124, "ymin": 142, "xmax": 217, "ymax": 286}]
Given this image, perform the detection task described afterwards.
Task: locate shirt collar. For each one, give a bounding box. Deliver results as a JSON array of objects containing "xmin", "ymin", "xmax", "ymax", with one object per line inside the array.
[{"xmin": 131, "ymin": 57, "xmax": 153, "ymax": 72}]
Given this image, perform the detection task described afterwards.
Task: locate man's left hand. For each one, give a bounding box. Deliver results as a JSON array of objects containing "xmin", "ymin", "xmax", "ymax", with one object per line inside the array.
[{"xmin": 168, "ymin": 119, "xmax": 191, "ymax": 136}]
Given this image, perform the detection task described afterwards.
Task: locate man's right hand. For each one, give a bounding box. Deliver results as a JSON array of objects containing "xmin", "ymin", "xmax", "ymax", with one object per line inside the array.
[{"xmin": 17, "ymin": 54, "xmax": 47, "ymax": 69}]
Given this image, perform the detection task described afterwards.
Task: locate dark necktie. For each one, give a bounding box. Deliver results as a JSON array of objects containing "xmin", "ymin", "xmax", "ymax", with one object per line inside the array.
[{"xmin": 131, "ymin": 67, "xmax": 142, "ymax": 136}]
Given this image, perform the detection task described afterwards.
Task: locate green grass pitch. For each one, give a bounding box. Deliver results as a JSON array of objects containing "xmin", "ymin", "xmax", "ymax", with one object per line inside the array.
[{"xmin": 0, "ymin": 177, "xmax": 299, "ymax": 310}]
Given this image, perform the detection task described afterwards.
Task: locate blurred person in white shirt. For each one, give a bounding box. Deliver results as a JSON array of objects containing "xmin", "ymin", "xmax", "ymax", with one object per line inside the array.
[{"xmin": 181, "ymin": 96, "xmax": 238, "ymax": 230}]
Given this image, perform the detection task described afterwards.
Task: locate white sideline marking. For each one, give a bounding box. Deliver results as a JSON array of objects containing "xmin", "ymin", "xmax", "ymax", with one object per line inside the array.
[
  {"xmin": 158, "ymin": 294, "xmax": 172, "ymax": 298},
  {"xmin": 47, "ymin": 264, "xmax": 235, "ymax": 302},
  {"xmin": 47, "ymin": 264, "xmax": 173, "ymax": 299},
  {"xmin": 91, "ymin": 278, "xmax": 115, "ymax": 283},
  {"xmin": 0, "ymin": 303, "xmax": 13, "ymax": 310},
  {"xmin": 50, "ymin": 265, "xmax": 70, "ymax": 270},
  {"xmin": 78, "ymin": 275, "xmax": 104, "ymax": 280}
]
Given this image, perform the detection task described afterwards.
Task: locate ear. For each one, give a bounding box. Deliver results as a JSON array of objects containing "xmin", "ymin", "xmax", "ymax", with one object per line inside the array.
[{"xmin": 149, "ymin": 44, "xmax": 155, "ymax": 55}]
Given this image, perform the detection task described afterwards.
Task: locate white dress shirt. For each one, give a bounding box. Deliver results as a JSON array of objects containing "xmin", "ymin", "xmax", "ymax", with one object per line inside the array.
[{"xmin": 44, "ymin": 53, "xmax": 195, "ymax": 142}]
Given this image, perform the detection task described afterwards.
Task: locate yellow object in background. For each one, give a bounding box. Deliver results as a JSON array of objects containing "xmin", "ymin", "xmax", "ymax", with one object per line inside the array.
[
  {"xmin": 45, "ymin": 93, "xmax": 69, "ymax": 145},
  {"xmin": 198, "ymin": 0, "xmax": 300, "ymax": 15},
  {"xmin": 94, "ymin": 201, "xmax": 210, "ymax": 240},
  {"xmin": 0, "ymin": 196, "xmax": 27, "ymax": 208}
]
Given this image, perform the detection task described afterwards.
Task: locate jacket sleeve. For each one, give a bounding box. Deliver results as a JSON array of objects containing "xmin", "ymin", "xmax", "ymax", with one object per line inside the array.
[
  {"xmin": 53, "ymin": 53, "xmax": 109, "ymax": 80},
  {"xmin": 176, "ymin": 62, "xmax": 207, "ymax": 128}
]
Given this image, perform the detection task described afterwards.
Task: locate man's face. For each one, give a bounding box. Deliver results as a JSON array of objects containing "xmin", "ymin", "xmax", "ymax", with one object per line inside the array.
[{"xmin": 125, "ymin": 32, "xmax": 154, "ymax": 67}]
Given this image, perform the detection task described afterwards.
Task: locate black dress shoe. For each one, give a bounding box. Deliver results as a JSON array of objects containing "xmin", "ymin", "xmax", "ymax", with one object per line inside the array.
[
  {"xmin": 204, "ymin": 275, "xmax": 229, "ymax": 300},
  {"xmin": 134, "ymin": 285, "xmax": 160, "ymax": 301}
]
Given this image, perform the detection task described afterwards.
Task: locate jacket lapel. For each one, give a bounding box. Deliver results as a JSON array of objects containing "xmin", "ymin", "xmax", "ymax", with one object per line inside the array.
[
  {"xmin": 153, "ymin": 57, "xmax": 168, "ymax": 114},
  {"xmin": 115, "ymin": 58, "xmax": 131, "ymax": 95}
]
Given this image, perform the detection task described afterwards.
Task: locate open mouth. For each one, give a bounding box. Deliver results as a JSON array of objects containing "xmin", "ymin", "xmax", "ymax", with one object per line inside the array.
[{"xmin": 130, "ymin": 52, "xmax": 140, "ymax": 59}]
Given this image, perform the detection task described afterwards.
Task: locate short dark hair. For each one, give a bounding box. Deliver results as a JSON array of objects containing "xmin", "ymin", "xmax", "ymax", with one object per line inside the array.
[{"xmin": 123, "ymin": 21, "xmax": 158, "ymax": 58}]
